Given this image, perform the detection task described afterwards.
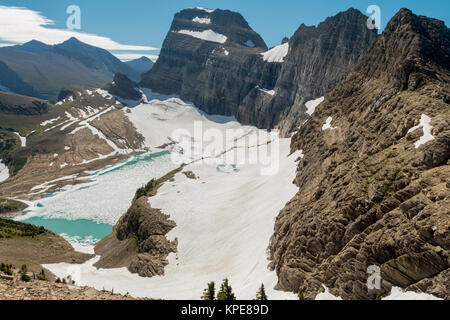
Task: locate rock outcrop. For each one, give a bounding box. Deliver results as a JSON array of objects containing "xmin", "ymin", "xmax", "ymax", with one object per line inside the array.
[
  {"xmin": 94, "ymin": 168, "xmax": 182, "ymax": 277},
  {"xmin": 0, "ymin": 272, "xmax": 147, "ymax": 300},
  {"xmin": 141, "ymin": 8, "xmax": 377, "ymax": 135},
  {"xmin": 269, "ymin": 8, "xmax": 450, "ymax": 299},
  {"xmin": 103, "ymin": 73, "xmax": 143, "ymax": 101}
]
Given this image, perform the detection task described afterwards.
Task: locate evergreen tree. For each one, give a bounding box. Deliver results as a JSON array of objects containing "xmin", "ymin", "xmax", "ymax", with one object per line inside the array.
[
  {"xmin": 256, "ymin": 283, "xmax": 268, "ymax": 300},
  {"xmin": 217, "ymin": 278, "xmax": 236, "ymax": 300},
  {"xmin": 38, "ymin": 269, "xmax": 48, "ymax": 281},
  {"xmin": 298, "ymin": 288, "xmax": 304, "ymax": 300},
  {"xmin": 201, "ymin": 282, "xmax": 216, "ymax": 300}
]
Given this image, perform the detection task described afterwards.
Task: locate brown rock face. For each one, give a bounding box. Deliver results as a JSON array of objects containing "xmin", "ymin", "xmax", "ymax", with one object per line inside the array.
[{"xmin": 269, "ymin": 9, "xmax": 450, "ymax": 299}]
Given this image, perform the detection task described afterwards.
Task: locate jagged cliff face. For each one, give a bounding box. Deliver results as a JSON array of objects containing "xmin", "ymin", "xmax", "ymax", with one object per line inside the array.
[
  {"xmin": 239, "ymin": 8, "xmax": 378, "ymax": 133},
  {"xmin": 269, "ymin": 9, "xmax": 450, "ymax": 299},
  {"xmin": 141, "ymin": 8, "xmax": 376, "ymax": 134},
  {"xmin": 103, "ymin": 73, "xmax": 143, "ymax": 101}
]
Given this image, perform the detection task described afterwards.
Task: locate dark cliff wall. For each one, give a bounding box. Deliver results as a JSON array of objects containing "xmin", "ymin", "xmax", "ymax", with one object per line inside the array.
[{"xmin": 141, "ymin": 8, "xmax": 377, "ymax": 134}]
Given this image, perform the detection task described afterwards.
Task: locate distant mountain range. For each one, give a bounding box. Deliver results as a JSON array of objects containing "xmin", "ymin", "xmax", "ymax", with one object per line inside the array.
[
  {"xmin": 0, "ymin": 37, "xmax": 142, "ymax": 102},
  {"xmin": 125, "ymin": 56, "xmax": 154, "ymax": 76}
]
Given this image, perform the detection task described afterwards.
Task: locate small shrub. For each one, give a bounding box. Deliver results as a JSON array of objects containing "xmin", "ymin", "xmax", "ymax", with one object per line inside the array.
[{"xmin": 20, "ymin": 273, "xmax": 31, "ymax": 282}]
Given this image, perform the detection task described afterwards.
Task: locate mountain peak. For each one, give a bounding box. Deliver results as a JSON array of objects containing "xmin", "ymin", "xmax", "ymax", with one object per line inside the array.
[
  {"xmin": 17, "ymin": 40, "xmax": 52, "ymax": 52},
  {"xmin": 353, "ymin": 8, "xmax": 450, "ymax": 88},
  {"xmin": 171, "ymin": 7, "xmax": 267, "ymax": 49},
  {"xmin": 135, "ymin": 56, "xmax": 152, "ymax": 62}
]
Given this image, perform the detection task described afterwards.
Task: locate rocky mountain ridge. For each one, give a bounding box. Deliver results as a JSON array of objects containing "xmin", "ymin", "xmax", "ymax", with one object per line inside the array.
[
  {"xmin": 140, "ymin": 8, "xmax": 377, "ymax": 135},
  {"xmin": 269, "ymin": 8, "xmax": 449, "ymax": 299}
]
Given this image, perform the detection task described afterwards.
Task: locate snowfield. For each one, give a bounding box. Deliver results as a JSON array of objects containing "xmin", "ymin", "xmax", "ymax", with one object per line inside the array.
[
  {"xmin": 176, "ymin": 29, "xmax": 227, "ymax": 44},
  {"xmin": 44, "ymin": 137, "xmax": 301, "ymax": 300},
  {"xmin": 13, "ymin": 132, "xmax": 27, "ymax": 147},
  {"xmin": 0, "ymin": 162, "xmax": 9, "ymax": 182},
  {"xmin": 305, "ymin": 97, "xmax": 325, "ymax": 116},
  {"xmin": 192, "ymin": 17, "xmax": 211, "ymax": 24},
  {"xmin": 261, "ymin": 43, "xmax": 289, "ymax": 63}
]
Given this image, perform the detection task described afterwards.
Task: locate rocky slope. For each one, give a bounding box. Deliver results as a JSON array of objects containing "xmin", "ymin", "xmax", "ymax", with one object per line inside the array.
[
  {"xmin": 0, "ymin": 88, "xmax": 145, "ymax": 200},
  {"xmin": 0, "ymin": 271, "xmax": 146, "ymax": 300},
  {"xmin": 269, "ymin": 8, "xmax": 450, "ymax": 299},
  {"xmin": 141, "ymin": 8, "xmax": 376, "ymax": 134}
]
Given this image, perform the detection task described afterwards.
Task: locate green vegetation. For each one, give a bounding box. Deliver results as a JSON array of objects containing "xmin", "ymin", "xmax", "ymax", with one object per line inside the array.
[
  {"xmin": 0, "ymin": 198, "xmax": 27, "ymax": 214},
  {"xmin": 135, "ymin": 166, "xmax": 184, "ymax": 199},
  {"xmin": 0, "ymin": 262, "xmax": 13, "ymax": 275},
  {"xmin": 136, "ymin": 179, "xmax": 157, "ymax": 198},
  {"xmin": 298, "ymin": 288, "xmax": 304, "ymax": 300},
  {"xmin": 38, "ymin": 269, "xmax": 48, "ymax": 281},
  {"xmin": 217, "ymin": 278, "xmax": 236, "ymax": 301},
  {"xmin": 201, "ymin": 282, "xmax": 216, "ymax": 300},
  {"xmin": 20, "ymin": 264, "xmax": 30, "ymax": 282},
  {"xmin": 0, "ymin": 129, "xmax": 17, "ymax": 157},
  {"xmin": 255, "ymin": 283, "xmax": 268, "ymax": 300},
  {"xmin": 11, "ymin": 157, "xmax": 27, "ymax": 176},
  {"xmin": 0, "ymin": 218, "xmax": 45, "ymax": 239}
]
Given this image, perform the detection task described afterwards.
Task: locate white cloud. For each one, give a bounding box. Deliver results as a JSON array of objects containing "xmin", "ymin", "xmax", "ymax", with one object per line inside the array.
[
  {"xmin": 113, "ymin": 53, "xmax": 159, "ymax": 62},
  {"xmin": 0, "ymin": 6, "xmax": 158, "ymax": 51}
]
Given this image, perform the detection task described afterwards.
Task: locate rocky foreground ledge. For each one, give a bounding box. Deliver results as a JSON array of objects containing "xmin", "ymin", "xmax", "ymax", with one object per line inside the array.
[{"xmin": 0, "ymin": 271, "xmax": 146, "ymax": 300}]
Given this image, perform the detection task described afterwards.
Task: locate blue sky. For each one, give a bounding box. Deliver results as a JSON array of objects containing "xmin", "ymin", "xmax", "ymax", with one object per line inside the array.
[{"xmin": 0, "ymin": 0, "xmax": 449, "ymax": 60}]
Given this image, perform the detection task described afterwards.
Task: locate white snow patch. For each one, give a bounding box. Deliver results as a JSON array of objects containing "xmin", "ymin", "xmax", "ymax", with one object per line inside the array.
[
  {"xmin": 40, "ymin": 117, "xmax": 61, "ymax": 127},
  {"xmin": 314, "ymin": 286, "xmax": 343, "ymax": 300},
  {"xmin": 95, "ymin": 88, "xmax": 113, "ymax": 99},
  {"xmin": 192, "ymin": 17, "xmax": 211, "ymax": 24},
  {"xmin": 13, "ymin": 132, "xmax": 26, "ymax": 147},
  {"xmin": 305, "ymin": 97, "xmax": 325, "ymax": 116},
  {"xmin": 261, "ymin": 43, "xmax": 289, "ymax": 63},
  {"xmin": 322, "ymin": 117, "xmax": 337, "ymax": 131},
  {"xmin": 255, "ymin": 85, "xmax": 275, "ymax": 96},
  {"xmin": 383, "ymin": 287, "xmax": 442, "ymax": 300},
  {"xmin": 195, "ymin": 7, "xmax": 214, "ymax": 13},
  {"xmin": 407, "ymin": 114, "xmax": 435, "ymax": 148},
  {"xmin": 0, "ymin": 162, "xmax": 9, "ymax": 182},
  {"xmin": 176, "ymin": 29, "xmax": 227, "ymax": 44}
]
